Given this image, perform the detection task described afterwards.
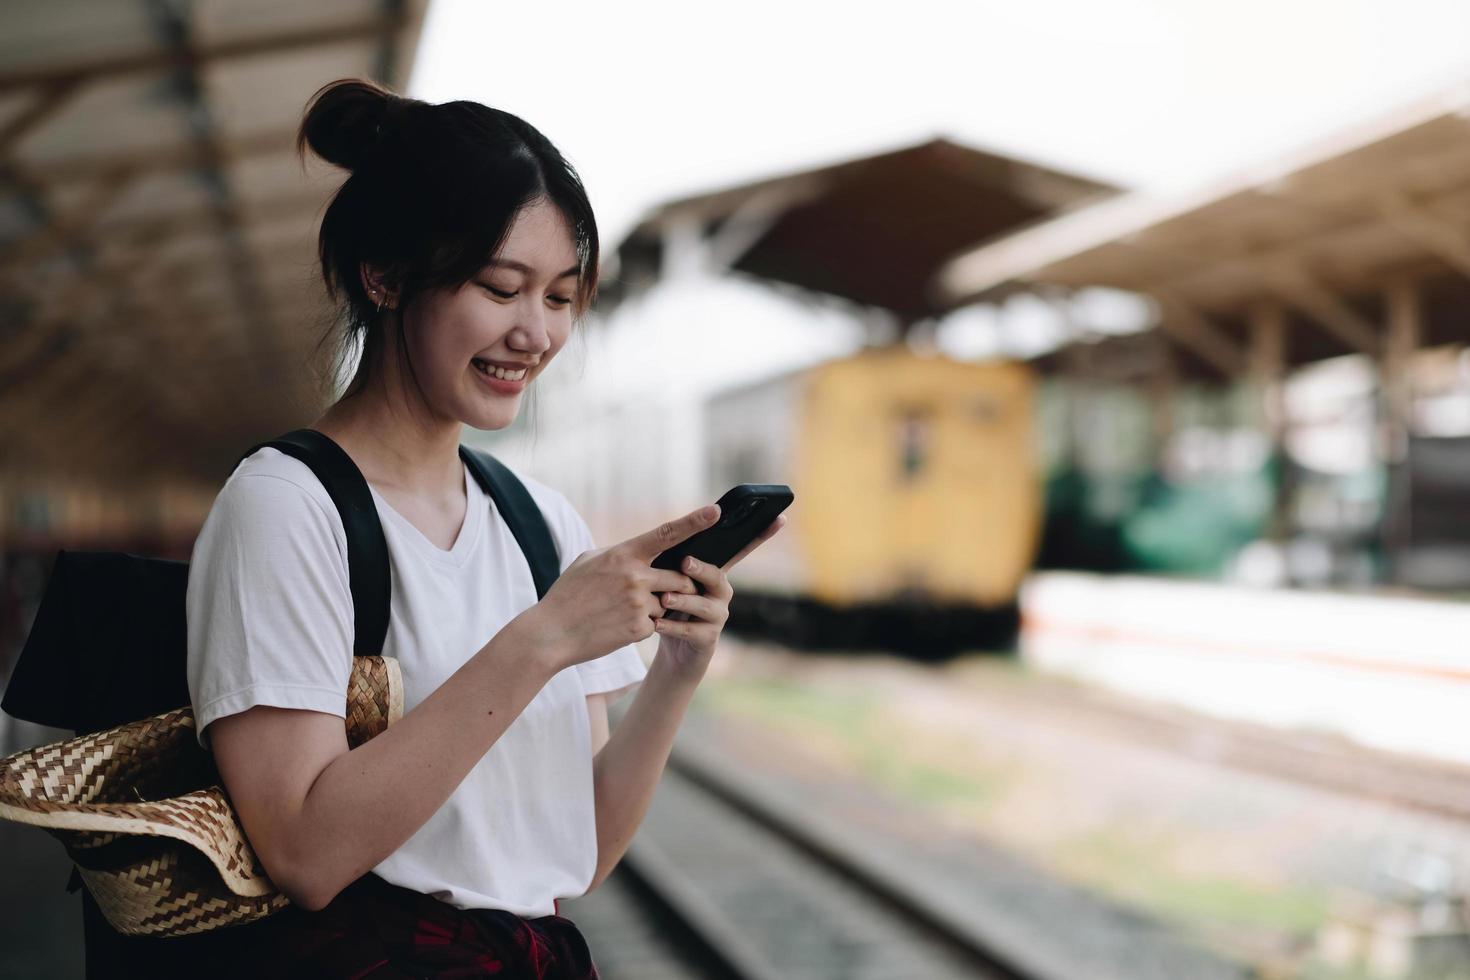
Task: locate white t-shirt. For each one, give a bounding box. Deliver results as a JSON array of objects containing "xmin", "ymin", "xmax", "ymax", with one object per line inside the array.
[{"xmin": 185, "ymin": 446, "xmax": 647, "ymax": 917}]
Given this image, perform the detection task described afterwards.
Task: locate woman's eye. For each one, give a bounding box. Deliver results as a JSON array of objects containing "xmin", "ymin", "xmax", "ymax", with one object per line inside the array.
[
  {"xmin": 479, "ymin": 281, "xmax": 569, "ymax": 306},
  {"xmin": 479, "ymin": 279, "xmax": 520, "ymax": 299}
]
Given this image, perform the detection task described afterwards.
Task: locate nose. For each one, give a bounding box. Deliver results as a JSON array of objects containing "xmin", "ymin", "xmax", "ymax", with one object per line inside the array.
[{"xmin": 507, "ymin": 303, "xmax": 552, "ymax": 356}]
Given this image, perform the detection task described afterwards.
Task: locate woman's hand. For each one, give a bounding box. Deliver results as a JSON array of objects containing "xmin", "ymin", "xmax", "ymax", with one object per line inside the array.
[
  {"xmin": 519, "ymin": 506, "xmax": 716, "ymax": 671},
  {"xmin": 580, "ymin": 511, "xmax": 787, "ymax": 893},
  {"xmin": 652, "ymin": 514, "xmax": 787, "ymax": 677}
]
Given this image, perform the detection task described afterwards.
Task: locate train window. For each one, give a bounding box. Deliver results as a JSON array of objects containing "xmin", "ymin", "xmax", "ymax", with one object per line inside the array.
[{"xmin": 898, "ymin": 410, "xmax": 931, "ymax": 481}]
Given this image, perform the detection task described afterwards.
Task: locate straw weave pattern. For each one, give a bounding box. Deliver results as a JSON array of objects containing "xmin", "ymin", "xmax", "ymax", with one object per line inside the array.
[{"xmin": 0, "ymin": 655, "xmax": 401, "ymax": 936}]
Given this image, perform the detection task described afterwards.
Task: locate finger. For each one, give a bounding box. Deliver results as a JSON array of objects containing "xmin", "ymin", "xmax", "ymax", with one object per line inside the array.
[
  {"xmin": 622, "ymin": 505, "xmax": 720, "ymax": 560},
  {"xmin": 653, "ymin": 615, "xmax": 716, "ymax": 641},
  {"xmin": 644, "ymin": 570, "xmax": 699, "ymax": 595},
  {"xmin": 721, "ymin": 515, "xmax": 787, "ymax": 572},
  {"xmin": 660, "ymin": 590, "xmax": 726, "ymax": 624},
  {"xmin": 679, "ymin": 556, "xmax": 731, "ymax": 600}
]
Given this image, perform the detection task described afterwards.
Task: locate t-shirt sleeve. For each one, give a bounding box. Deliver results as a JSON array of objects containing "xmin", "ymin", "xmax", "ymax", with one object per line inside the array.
[
  {"xmin": 186, "ymin": 471, "xmax": 355, "ymax": 749},
  {"xmin": 551, "ymin": 497, "xmax": 648, "ymax": 705}
]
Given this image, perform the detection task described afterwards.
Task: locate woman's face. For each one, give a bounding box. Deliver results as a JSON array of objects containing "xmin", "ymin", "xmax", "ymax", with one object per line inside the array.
[{"xmin": 397, "ymin": 197, "xmax": 580, "ymax": 431}]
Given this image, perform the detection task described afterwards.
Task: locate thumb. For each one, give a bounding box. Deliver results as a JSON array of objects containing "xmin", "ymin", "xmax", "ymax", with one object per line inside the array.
[{"xmin": 622, "ymin": 505, "xmax": 720, "ymax": 560}]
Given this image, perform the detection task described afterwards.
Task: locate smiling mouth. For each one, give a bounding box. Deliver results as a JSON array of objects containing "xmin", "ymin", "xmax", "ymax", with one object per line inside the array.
[{"xmin": 471, "ymin": 359, "xmax": 529, "ymax": 381}]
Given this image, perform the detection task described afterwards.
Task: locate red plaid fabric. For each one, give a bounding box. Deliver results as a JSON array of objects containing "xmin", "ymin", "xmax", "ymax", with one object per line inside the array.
[
  {"xmin": 246, "ymin": 873, "xmax": 603, "ymax": 979},
  {"xmin": 84, "ymin": 873, "xmax": 601, "ymax": 979}
]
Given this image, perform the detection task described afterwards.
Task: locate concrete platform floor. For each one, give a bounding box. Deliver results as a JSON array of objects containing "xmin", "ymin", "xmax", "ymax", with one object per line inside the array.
[{"xmin": 1, "ymin": 716, "xmax": 85, "ymax": 980}]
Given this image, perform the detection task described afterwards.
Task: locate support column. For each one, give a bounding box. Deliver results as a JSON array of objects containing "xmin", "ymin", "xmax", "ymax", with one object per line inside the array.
[
  {"xmin": 1250, "ymin": 302, "xmax": 1289, "ymax": 541},
  {"xmin": 1382, "ymin": 279, "xmax": 1421, "ymax": 462},
  {"xmin": 1380, "ymin": 279, "xmax": 1421, "ymax": 582}
]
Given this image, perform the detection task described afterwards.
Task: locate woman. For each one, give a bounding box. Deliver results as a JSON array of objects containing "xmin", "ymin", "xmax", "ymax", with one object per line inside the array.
[{"xmin": 184, "ymin": 78, "xmax": 783, "ymax": 978}]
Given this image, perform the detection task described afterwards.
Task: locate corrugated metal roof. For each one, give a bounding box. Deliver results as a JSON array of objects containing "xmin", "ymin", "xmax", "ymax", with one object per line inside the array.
[
  {"xmin": 938, "ymin": 83, "xmax": 1470, "ymax": 375},
  {"xmin": 609, "ymin": 137, "xmax": 1114, "ymax": 323}
]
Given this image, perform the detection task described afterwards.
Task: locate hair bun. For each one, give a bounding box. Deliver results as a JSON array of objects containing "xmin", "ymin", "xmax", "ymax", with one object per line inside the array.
[{"xmin": 298, "ymin": 78, "xmax": 404, "ymax": 172}]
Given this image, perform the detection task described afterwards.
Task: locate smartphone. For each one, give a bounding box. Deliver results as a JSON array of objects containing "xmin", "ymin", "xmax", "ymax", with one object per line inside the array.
[{"xmin": 652, "ymin": 484, "xmax": 794, "ymax": 583}]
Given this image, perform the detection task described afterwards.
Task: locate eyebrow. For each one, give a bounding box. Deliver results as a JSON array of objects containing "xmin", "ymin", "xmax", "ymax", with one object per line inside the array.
[{"xmin": 488, "ymin": 259, "xmax": 580, "ymax": 280}]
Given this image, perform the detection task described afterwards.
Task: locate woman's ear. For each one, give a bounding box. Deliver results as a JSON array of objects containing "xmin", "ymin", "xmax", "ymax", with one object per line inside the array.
[{"xmin": 358, "ymin": 262, "xmax": 400, "ymax": 311}]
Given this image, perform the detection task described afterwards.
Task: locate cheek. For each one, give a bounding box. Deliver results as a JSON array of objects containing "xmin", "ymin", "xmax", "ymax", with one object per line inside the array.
[
  {"xmin": 410, "ymin": 298, "xmax": 490, "ymax": 361},
  {"xmin": 548, "ymin": 318, "xmax": 574, "ymax": 356}
]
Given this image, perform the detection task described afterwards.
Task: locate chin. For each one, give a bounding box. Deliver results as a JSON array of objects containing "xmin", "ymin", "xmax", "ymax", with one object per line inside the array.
[{"xmin": 468, "ymin": 403, "xmax": 521, "ymax": 432}]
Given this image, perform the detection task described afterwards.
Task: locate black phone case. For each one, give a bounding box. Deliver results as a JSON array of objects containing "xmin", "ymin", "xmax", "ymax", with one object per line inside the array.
[{"xmin": 652, "ymin": 484, "xmax": 794, "ymax": 578}]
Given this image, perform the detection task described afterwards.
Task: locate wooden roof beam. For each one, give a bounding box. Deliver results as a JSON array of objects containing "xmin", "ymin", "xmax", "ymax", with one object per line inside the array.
[
  {"xmin": 0, "ymin": 167, "xmax": 136, "ymax": 266},
  {"xmin": 23, "ymin": 127, "xmax": 294, "ymax": 186},
  {"xmin": 0, "ymin": 365, "xmax": 205, "ymax": 481},
  {"xmin": 1147, "ymin": 289, "xmax": 1248, "ymax": 377},
  {"xmin": 1, "ymin": 189, "xmax": 326, "ymax": 311},
  {"xmin": 1379, "ymin": 189, "xmax": 1470, "ymax": 281},
  {"xmin": 704, "ymin": 178, "xmax": 825, "ymax": 273},
  {"xmin": 0, "ymin": 13, "xmax": 407, "ymax": 94},
  {"xmin": 1264, "ymin": 263, "xmax": 1380, "ymax": 355},
  {"xmin": 104, "ymin": 189, "xmax": 325, "ymax": 256},
  {"xmin": 0, "ymin": 78, "xmax": 83, "ymax": 160},
  {"xmin": 1, "ymin": 192, "xmax": 194, "ymax": 317},
  {"xmin": 0, "ymin": 335, "xmax": 253, "ymax": 478},
  {"xmin": 2, "ymin": 241, "xmax": 261, "ymax": 427},
  {"xmin": 4, "ymin": 384, "xmax": 156, "ymax": 465},
  {"xmin": 10, "ymin": 220, "xmax": 319, "ymax": 344},
  {"xmin": 0, "ymin": 313, "xmax": 222, "ymax": 430},
  {"xmin": 146, "ymin": 0, "xmax": 283, "ymax": 398},
  {"xmin": 0, "ymin": 167, "xmax": 60, "ymax": 299}
]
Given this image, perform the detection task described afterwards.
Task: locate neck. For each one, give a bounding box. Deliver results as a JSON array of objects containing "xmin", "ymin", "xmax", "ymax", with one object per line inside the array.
[{"xmin": 313, "ymin": 321, "xmax": 464, "ymax": 498}]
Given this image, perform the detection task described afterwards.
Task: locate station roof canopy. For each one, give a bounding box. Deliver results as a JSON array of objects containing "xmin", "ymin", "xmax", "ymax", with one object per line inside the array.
[
  {"xmin": 0, "ymin": 0, "xmax": 427, "ymax": 486},
  {"xmin": 936, "ymin": 84, "xmax": 1470, "ymax": 378},
  {"xmin": 608, "ymin": 138, "xmax": 1114, "ymax": 324}
]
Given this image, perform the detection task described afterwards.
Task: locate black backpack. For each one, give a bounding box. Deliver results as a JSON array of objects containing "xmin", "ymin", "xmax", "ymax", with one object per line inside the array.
[{"xmin": 0, "ymin": 428, "xmax": 562, "ymax": 977}]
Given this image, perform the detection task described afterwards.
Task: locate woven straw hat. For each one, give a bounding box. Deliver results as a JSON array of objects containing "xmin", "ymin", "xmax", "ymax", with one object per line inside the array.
[{"xmin": 0, "ymin": 655, "xmax": 402, "ymax": 937}]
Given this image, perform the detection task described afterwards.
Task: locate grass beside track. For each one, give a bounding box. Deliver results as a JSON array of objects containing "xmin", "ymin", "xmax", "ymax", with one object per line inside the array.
[{"xmin": 693, "ymin": 659, "xmax": 1349, "ymax": 977}]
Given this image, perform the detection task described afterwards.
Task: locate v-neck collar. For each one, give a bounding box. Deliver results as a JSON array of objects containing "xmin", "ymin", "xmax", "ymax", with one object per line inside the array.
[{"xmin": 367, "ymin": 461, "xmax": 484, "ymax": 567}]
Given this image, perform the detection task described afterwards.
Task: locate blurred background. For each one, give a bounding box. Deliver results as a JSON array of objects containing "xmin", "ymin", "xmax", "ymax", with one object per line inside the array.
[{"xmin": 5, "ymin": 1, "xmax": 1470, "ymax": 977}]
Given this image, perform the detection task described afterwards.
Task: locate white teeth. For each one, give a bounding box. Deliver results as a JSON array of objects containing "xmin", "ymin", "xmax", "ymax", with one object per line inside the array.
[{"xmin": 473, "ymin": 360, "xmax": 527, "ymax": 381}]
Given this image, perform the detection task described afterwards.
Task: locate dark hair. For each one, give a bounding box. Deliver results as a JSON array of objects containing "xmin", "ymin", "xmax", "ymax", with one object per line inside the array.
[{"xmin": 297, "ymin": 78, "xmax": 599, "ymax": 402}]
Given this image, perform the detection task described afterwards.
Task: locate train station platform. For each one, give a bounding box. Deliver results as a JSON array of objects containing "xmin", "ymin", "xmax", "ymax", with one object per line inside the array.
[
  {"xmin": 0, "ymin": 716, "xmax": 84, "ymax": 979},
  {"xmin": 1022, "ymin": 571, "xmax": 1470, "ymax": 766}
]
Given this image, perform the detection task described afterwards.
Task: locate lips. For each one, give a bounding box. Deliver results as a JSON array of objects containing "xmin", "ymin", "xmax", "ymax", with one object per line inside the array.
[{"xmin": 470, "ymin": 359, "xmax": 529, "ymax": 395}]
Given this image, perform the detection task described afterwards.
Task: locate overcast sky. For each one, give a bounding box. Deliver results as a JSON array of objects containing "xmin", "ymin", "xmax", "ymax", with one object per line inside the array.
[
  {"xmin": 412, "ymin": 0, "xmax": 1470, "ymax": 247},
  {"xmin": 409, "ymin": 1, "xmax": 1470, "ymax": 403}
]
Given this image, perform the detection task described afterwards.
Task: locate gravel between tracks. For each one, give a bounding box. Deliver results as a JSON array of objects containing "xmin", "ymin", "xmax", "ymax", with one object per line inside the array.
[
  {"xmin": 682, "ymin": 641, "xmax": 1470, "ymax": 975},
  {"xmin": 567, "ymin": 689, "xmax": 1250, "ymax": 980}
]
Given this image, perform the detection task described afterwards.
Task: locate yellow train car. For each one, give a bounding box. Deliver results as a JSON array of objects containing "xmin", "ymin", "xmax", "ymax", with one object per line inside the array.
[{"xmin": 704, "ymin": 346, "xmax": 1039, "ymax": 654}]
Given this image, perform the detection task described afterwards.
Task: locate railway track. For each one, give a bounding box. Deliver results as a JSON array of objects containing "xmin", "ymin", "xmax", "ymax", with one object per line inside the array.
[
  {"xmin": 567, "ymin": 731, "xmax": 1249, "ymax": 980},
  {"xmin": 603, "ymin": 755, "xmax": 1036, "ymax": 980}
]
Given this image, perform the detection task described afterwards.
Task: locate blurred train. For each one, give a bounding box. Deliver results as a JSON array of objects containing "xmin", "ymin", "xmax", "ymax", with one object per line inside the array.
[
  {"xmin": 700, "ymin": 346, "xmax": 1037, "ymax": 654},
  {"xmin": 490, "ymin": 346, "xmax": 1040, "ymax": 656}
]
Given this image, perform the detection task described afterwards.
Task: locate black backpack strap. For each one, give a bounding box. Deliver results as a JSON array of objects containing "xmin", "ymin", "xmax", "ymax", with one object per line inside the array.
[
  {"xmin": 233, "ymin": 429, "xmax": 390, "ymax": 660},
  {"xmin": 459, "ymin": 447, "xmax": 561, "ymax": 599}
]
